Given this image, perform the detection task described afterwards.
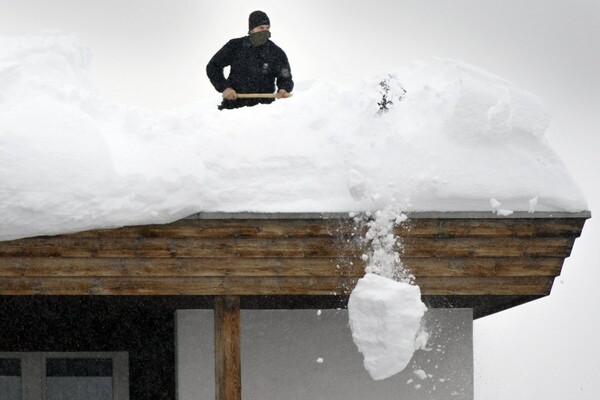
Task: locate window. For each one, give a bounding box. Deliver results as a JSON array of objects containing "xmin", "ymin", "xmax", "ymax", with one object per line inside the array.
[
  {"xmin": 0, "ymin": 353, "xmax": 128, "ymax": 400},
  {"xmin": 0, "ymin": 358, "xmax": 21, "ymax": 400}
]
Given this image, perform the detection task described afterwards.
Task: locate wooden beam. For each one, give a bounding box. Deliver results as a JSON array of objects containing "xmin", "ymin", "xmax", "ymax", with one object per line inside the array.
[
  {"xmin": 0, "ymin": 275, "xmax": 555, "ymax": 296},
  {"xmin": 44, "ymin": 217, "xmax": 585, "ymax": 239},
  {"xmin": 0, "ymin": 257, "xmax": 361, "ymax": 277},
  {"xmin": 0, "ymin": 236, "xmax": 575, "ymax": 258},
  {"xmin": 0, "ymin": 256, "xmax": 565, "ymax": 278},
  {"xmin": 214, "ymin": 296, "xmax": 241, "ymax": 400},
  {"xmin": 397, "ymin": 218, "xmax": 586, "ymax": 238}
]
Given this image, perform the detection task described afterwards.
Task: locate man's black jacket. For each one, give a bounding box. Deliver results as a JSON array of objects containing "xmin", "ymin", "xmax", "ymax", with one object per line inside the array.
[{"xmin": 206, "ymin": 36, "xmax": 293, "ymax": 109}]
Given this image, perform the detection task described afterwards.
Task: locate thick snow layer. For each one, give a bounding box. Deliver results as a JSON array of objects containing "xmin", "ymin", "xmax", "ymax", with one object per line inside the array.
[
  {"xmin": 0, "ymin": 33, "xmax": 588, "ymax": 240},
  {"xmin": 348, "ymin": 273, "xmax": 428, "ymax": 380}
]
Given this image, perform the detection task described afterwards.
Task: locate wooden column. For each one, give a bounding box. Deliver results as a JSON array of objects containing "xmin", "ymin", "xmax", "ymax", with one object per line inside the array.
[{"xmin": 214, "ymin": 295, "xmax": 241, "ymax": 400}]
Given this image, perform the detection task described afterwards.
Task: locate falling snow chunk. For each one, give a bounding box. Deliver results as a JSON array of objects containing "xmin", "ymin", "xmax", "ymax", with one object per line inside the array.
[
  {"xmin": 348, "ymin": 273, "xmax": 427, "ymax": 380},
  {"xmin": 316, "ymin": 358, "xmax": 324, "ymax": 364}
]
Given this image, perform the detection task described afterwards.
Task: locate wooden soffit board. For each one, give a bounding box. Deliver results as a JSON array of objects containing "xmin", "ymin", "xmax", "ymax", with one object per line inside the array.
[{"xmin": 0, "ymin": 211, "xmax": 590, "ymax": 315}]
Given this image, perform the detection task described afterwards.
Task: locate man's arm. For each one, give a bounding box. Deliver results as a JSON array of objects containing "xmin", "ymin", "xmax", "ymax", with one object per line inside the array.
[
  {"xmin": 206, "ymin": 40, "xmax": 235, "ymax": 93},
  {"xmin": 275, "ymin": 49, "xmax": 294, "ymax": 94}
]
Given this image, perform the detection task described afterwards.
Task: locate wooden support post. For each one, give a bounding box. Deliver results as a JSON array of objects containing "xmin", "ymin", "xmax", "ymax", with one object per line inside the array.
[{"xmin": 214, "ymin": 295, "xmax": 241, "ymax": 400}]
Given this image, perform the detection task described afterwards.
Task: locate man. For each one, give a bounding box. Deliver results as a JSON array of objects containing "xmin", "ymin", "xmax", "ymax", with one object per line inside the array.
[{"xmin": 206, "ymin": 10, "xmax": 294, "ymax": 110}]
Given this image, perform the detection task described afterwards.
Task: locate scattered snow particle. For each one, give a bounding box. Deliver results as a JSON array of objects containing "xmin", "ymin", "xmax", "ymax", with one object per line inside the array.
[
  {"xmin": 414, "ymin": 369, "xmax": 427, "ymax": 380},
  {"xmin": 414, "ymin": 329, "xmax": 429, "ymax": 350},
  {"xmin": 497, "ymin": 209, "xmax": 514, "ymax": 216},
  {"xmin": 529, "ymin": 196, "xmax": 538, "ymax": 213},
  {"xmin": 414, "ymin": 384, "xmax": 421, "ymax": 389},
  {"xmin": 490, "ymin": 198, "xmax": 501, "ymax": 210},
  {"xmin": 406, "ymin": 378, "xmax": 414, "ymax": 384},
  {"xmin": 395, "ymin": 213, "xmax": 408, "ymax": 223},
  {"xmin": 317, "ymin": 309, "xmax": 322, "ymax": 316},
  {"xmin": 316, "ymin": 357, "xmax": 324, "ymax": 364},
  {"xmin": 361, "ymin": 253, "xmax": 369, "ymax": 261},
  {"xmin": 490, "ymin": 199, "xmax": 513, "ymax": 216}
]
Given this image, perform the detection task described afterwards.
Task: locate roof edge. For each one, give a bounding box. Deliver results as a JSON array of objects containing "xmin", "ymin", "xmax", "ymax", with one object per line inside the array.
[{"xmin": 185, "ymin": 210, "xmax": 591, "ymax": 220}]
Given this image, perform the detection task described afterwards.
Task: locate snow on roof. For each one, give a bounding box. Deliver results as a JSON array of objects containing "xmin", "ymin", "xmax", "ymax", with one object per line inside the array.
[{"xmin": 0, "ymin": 33, "xmax": 588, "ymax": 241}]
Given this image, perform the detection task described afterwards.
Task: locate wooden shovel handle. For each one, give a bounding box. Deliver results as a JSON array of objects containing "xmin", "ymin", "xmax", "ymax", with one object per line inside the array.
[{"xmin": 236, "ymin": 93, "xmax": 293, "ymax": 99}]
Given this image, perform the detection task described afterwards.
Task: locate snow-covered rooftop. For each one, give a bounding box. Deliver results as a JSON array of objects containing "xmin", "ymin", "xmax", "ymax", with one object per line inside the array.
[{"xmin": 0, "ymin": 33, "xmax": 588, "ymax": 241}]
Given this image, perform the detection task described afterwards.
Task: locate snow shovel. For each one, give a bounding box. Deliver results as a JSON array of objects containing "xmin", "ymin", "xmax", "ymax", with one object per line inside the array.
[{"xmin": 236, "ymin": 93, "xmax": 293, "ymax": 99}]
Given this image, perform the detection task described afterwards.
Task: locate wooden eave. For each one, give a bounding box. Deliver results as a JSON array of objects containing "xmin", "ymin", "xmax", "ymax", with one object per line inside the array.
[{"xmin": 0, "ymin": 211, "xmax": 590, "ymax": 318}]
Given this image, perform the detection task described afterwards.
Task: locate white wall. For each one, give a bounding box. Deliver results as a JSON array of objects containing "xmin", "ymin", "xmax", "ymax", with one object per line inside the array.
[{"xmin": 176, "ymin": 308, "xmax": 473, "ymax": 400}]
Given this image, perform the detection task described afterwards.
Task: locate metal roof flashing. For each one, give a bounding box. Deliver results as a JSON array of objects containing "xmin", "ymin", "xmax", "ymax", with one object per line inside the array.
[{"xmin": 185, "ymin": 211, "xmax": 591, "ymax": 220}]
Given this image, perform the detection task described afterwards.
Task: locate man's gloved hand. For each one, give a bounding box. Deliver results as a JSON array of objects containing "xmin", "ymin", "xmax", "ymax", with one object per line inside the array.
[
  {"xmin": 275, "ymin": 89, "xmax": 288, "ymax": 99},
  {"xmin": 223, "ymin": 88, "xmax": 237, "ymax": 100}
]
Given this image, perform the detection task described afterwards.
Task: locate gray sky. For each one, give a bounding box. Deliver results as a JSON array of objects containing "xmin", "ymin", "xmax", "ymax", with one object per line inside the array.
[{"xmin": 2, "ymin": 1, "xmax": 600, "ymax": 398}]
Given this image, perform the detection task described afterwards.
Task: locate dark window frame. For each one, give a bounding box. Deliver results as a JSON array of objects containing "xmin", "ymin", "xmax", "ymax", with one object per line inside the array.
[{"xmin": 0, "ymin": 352, "xmax": 128, "ymax": 400}]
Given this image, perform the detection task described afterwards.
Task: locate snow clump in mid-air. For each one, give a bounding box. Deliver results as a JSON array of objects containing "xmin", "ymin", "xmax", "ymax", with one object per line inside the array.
[{"xmin": 348, "ymin": 272, "xmax": 428, "ymax": 380}]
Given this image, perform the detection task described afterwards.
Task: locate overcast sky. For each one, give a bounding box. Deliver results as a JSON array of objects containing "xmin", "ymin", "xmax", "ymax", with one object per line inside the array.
[{"xmin": 2, "ymin": 1, "xmax": 600, "ymax": 398}]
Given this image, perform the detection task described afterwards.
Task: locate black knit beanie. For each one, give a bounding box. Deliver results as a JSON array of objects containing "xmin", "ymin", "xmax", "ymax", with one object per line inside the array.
[{"xmin": 248, "ymin": 10, "xmax": 270, "ymax": 31}]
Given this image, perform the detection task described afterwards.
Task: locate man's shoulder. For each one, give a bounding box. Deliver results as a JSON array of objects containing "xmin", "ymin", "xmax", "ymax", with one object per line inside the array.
[
  {"xmin": 266, "ymin": 39, "xmax": 283, "ymax": 50},
  {"xmin": 266, "ymin": 40, "xmax": 288, "ymax": 59},
  {"xmin": 266, "ymin": 40, "xmax": 288, "ymax": 56},
  {"xmin": 225, "ymin": 36, "xmax": 251, "ymax": 48}
]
